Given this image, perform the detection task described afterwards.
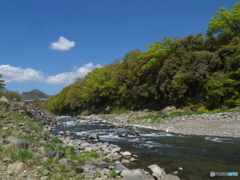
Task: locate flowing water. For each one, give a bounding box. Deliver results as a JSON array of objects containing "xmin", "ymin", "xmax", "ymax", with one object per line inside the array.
[{"xmin": 52, "ymin": 117, "xmax": 240, "ymax": 180}]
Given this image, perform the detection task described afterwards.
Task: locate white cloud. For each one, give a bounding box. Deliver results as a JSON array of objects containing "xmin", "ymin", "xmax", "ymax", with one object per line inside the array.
[
  {"xmin": 0, "ymin": 63, "xmax": 102, "ymax": 86},
  {"xmin": 0, "ymin": 65, "xmax": 44, "ymax": 83},
  {"xmin": 49, "ymin": 36, "xmax": 75, "ymax": 51},
  {"xmin": 46, "ymin": 63, "xmax": 102, "ymax": 85}
]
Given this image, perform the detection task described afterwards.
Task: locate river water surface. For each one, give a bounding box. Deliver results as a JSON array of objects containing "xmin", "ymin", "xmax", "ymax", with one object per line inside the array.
[{"xmin": 52, "ymin": 117, "xmax": 240, "ymax": 180}]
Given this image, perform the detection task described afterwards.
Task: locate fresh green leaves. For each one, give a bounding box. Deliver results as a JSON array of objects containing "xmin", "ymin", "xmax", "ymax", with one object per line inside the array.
[{"xmin": 207, "ymin": 2, "xmax": 240, "ymax": 37}]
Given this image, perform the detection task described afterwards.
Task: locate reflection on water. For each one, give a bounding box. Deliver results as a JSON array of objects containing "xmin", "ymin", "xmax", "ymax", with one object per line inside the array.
[{"xmin": 52, "ymin": 117, "xmax": 240, "ymax": 180}]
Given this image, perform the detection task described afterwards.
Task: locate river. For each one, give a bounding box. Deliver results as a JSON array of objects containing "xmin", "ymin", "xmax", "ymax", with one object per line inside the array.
[{"xmin": 51, "ymin": 117, "xmax": 240, "ymax": 180}]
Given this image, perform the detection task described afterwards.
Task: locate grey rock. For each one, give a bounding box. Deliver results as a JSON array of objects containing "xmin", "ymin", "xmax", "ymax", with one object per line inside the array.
[
  {"xmin": 121, "ymin": 159, "xmax": 130, "ymax": 164},
  {"xmin": 130, "ymin": 157, "xmax": 137, "ymax": 162},
  {"xmin": 101, "ymin": 168, "xmax": 110, "ymax": 175},
  {"xmin": 159, "ymin": 106, "xmax": 176, "ymax": 114},
  {"xmin": 42, "ymin": 169, "xmax": 50, "ymax": 176},
  {"xmin": 88, "ymin": 133, "xmax": 99, "ymax": 140},
  {"xmin": 0, "ymin": 165, "xmax": 7, "ymax": 171},
  {"xmin": 106, "ymin": 153, "xmax": 121, "ymax": 161},
  {"xmin": 40, "ymin": 176, "xmax": 49, "ymax": 180},
  {"xmin": 19, "ymin": 170, "xmax": 28, "ymax": 177},
  {"xmin": 113, "ymin": 163, "xmax": 126, "ymax": 173},
  {"xmin": 85, "ymin": 146, "xmax": 93, "ymax": 151},
  {"xmin": 148, "ymin": 164, "xmax": 166, "ymax": 179},
  {"xmin": 129, "ymin": 131, "xmax": 139, "ymax": 136},
  {"xmin": 58, "ymin": 131, "xmax": 64, "ymax": 135},
  {"xmin": 3, "ymin": 157, "xmax": 12, "ymax": 162},
  {"xmin": 58, "ymin": 158, "xmax": 70, "ymax": 164},
  {"xmin": 121, "ymin": 169, "xmax": 132, "ymax": 177},
  {"xmin": 5, "ymin": 136, "xmax": 28, "ymax": 149},
  {"xmin": 45, "ymin": 150, "xmax": 64, "ymax": 159},
  {"xmin": 96, "ymin": 163, "xmax": 110, "ymax": 169},
  {"xmin": 122, "ymin": 169, "xmax": 155, "ymax": 180},
  {"xmin": 6, "ymin": 161, "xmax": 26, "ymax": 175},
  {"xmin": 79, "ymin": 142, "xmax": 90, "ymax": 150},
  {"xmin": 37, "ymin": 146, "xmax": 48, "ymax": 155},
  {"xmin": 111, "ymin": 147, "xmax": 121, "ymax": 154},
  {"xmin": 121, "ymin": 151, "xmax": 132, "ymax": 156}
]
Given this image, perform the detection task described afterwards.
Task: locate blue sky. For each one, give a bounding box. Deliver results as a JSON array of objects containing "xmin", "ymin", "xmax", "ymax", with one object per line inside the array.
[{"xmin": 0, "ymin": 0, "xmax": 239, "ymax": 95}]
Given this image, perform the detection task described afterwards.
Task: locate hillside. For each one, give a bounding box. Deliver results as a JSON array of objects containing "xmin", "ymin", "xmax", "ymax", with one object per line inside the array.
[
  {"xmin": 44, "ymin": 2, "xmax": 240, "ymax": 115},
  {"xmin": 21, "ymin": 89, "xmax": 51, "ymax": 100}
]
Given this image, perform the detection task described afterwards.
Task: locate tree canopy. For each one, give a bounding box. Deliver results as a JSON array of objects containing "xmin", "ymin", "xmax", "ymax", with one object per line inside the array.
[{"xmin": 207, "ymin": 2, "xmax": 240, "ymax": 37}]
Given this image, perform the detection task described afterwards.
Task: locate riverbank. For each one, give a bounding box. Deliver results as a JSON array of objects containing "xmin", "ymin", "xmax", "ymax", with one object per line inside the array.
[
  {"xmin": 0, "ymin": 102, "xmax": 180, "ymax": 180},
  {"xmin": 84, "ymin": 110, "xmax": 240, "ymax": 138}
]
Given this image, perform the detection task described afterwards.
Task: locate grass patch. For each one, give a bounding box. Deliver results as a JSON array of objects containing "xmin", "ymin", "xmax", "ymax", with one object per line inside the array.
[
  {"xmin": 94, "ymin": 171, "xmax": 102, "ymax": 178},
  {"xmin": 10, "ymin": 114, "xmax": 44, "ymax": 132},
  {"xmin": 12, "ymin": 114, "xmax": 30, "ymax": 122},
  {"xmin": 50, "ymin": 136, "xmax": 63, "ymax": 144},
  {"xmin": 43, "ymin": 132, "xmax": 63, "ymax": 144},
  {"xmin": 83, "ymin": 151, "xmax": 101, "ymax": 158},
  {"xmin": 22, "ymin": 134, "xmax": 36, "ymax": 142},
  {"xmin": 107, "ymin": 168, "xmax": 118, "ymax": 178},
  {"xmin": 0, "ymin": 127, "xmax": 22, "ymax": 136},
  {"xmin": 0, "ymin": 145, "xmax": 39, "ymax": 163},
  {"xmin": 136, "ymin": 108, "xmax": 240, "ymax": 123},
  {"xmin": 226, "ymin": 108, "xmax": 240, "ymax": 112}
]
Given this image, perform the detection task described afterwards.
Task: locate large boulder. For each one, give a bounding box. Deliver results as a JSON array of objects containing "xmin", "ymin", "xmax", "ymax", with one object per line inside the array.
[
  {"xmin": 122, "ymin": 169, "xmax": 155, "ymax": 180},
  {"xmin": 106, "ymin": 153, "xmax": 121, "ymax": 161},
  {"xmin": 6, "ymin": 161, "xmax": 26, "ymax": 175},
  {"xmin": 148, "ymin": 164, "xmax": 166, "ymax": 179},
  {"xmin": 0, "ymin": 96, "xmax": 9, "ymax": 102},
  {"xmin": 113, "ymin": 162, "xmax": 127, "ymax": 173},
  {"xmin": 5, "ymin": 136, "xmax": 29, "ymax": 149}
]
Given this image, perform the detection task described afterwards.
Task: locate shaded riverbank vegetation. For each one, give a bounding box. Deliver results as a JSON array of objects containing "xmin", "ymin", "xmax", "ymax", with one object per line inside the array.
[{"xmin": 44, "ymin": 2, "xmax": 240, "ymax": 115}]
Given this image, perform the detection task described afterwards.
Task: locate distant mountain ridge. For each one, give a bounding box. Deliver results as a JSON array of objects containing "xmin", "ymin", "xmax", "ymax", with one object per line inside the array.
[{"xmin": 21, "ymin": 89, "xmax": 51, "ymax": 100}]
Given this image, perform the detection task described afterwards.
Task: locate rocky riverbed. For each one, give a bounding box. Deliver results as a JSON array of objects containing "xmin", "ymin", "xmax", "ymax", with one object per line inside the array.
[
  {"xmin": 87, "ymin": 108, "xmax": 240, "ymax": 138},
  {"xmin": 0, "ymin": 102, "xmax": 180, "ymax": 180}
]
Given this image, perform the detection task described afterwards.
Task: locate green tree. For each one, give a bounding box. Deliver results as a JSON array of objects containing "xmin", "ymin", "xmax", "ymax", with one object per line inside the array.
[
  {"xmin": 3, "ymin": 90, "xmax": 23, "ymax": 101},
  {"xmin": 207, "ymin": 2, "xmax": 240, "ymax": 37}
]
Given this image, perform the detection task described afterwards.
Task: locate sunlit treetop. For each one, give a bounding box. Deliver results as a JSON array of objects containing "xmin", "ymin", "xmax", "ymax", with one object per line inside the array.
[{"xmin": 207, "ymin": 2, "xmax": 240, "ymax": 37}]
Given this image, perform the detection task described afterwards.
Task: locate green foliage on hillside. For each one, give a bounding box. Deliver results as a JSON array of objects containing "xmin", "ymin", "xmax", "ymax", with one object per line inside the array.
[
  {"xmin": 207, "ymin": 2, "xmax": 240, "ymax": 37},
  {"xmin": 2, "ymin": 90, "xmax": 23, "ymax": 101},
  {"xmin": 44, "ymin": 2, "xmax": 240, "ymax": 115},
  {"xmin": 21, "ymin": 89, "xmax": 51, "ymax": 100}
]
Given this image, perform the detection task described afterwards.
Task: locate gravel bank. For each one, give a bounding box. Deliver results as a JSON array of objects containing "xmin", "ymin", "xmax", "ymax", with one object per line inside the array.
[{"xmin": 84, "ymin": 111, "xmax": 240, "ymax": 138}]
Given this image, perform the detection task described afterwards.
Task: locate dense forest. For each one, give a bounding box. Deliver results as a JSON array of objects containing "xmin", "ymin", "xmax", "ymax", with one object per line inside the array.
[{"xmin": 44, "ymin": 2, "xmax": 240, "ymax": 115}]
